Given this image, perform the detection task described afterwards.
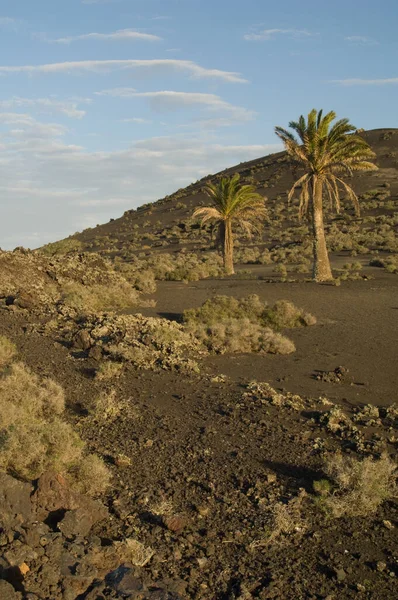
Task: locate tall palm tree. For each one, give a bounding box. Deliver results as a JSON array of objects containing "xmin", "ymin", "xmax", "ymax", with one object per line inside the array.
[
  {"xmin": 193, "ymin": 174, "xmax": 266, "ymax": 275},
  {"xmin": 275, "ymin": 109, "xmax": 377, "ymax": 282}
]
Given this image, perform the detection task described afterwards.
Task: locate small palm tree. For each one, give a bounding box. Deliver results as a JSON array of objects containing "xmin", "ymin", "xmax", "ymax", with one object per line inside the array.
[
  {"xmin": 275, "ymin": 109, "xmax": 377, "ymax": 282},
  {"xmin": 193, "ymin": 174, "xmax": 266, "ymax": 275}
]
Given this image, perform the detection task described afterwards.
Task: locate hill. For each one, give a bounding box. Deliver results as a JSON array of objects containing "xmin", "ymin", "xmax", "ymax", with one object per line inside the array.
[{"xmin": 48, "ymin": 128, "xmax": 398, "ymax": 270}]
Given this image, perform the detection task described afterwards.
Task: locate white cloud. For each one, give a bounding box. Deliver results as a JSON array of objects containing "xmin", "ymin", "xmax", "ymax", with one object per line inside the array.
[
  {"xmin": 0, "ymin": 97, "xmax": 90, "ymax": 118},
  {"xmin": 332, "ymin": 77, "xmax": 398, "ymax": 85},
  {"xmin": 95, "ymin": 89, "xmax": 255, "ymax": 124},
  {"xmin": 244, "ymin": 28, "xmax": 317, "ymax": 41},
  {"xmin": 344, "ymin": 35, "xmax": 378, "ymax": 45},
  {"xmin": 0, "ymin": 17, "xmax": 18, "ymax": 29},
  {"xmin": 0, "ymin": 59, "xmax": 248, "ymax": 83},
  {"xmin": 0, "ymin": 113, "xmax": 280, "ymax": 248},
  {"xmin": 47, "ymin": 29, "xmax": 162, "ymax": 44},
  {"xmin": 121, "ymin": 117, "xmax": 153, "ymax": 124}
]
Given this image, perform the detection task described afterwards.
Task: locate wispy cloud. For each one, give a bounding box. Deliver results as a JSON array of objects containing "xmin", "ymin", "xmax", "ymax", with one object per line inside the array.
[
  {"xmin": 0, "ymin": 114, "xmax": 280, "ymax": 249},
  {"xmin": 43, "ymin": 29, "xmax": 162, "ymax": 44},
  {"xmin": 0, "ymin": 96, "xmax": 90, "ymax": 118},
  {"xmin": 121, "ymin": 117, "xmax": 152, "ymax": 124},
  {"xmin": 95, "ymin": 89, "xmax": 255, "ymax": 124},
  {"xmin": 0, "ymin": 17, "xmax": 21, "ymax": 31},
  {"xmin": 244, "ymin": 28, "xmax": 317, "ymax": 41},
  {"xmin": 332, "ymin": 77, "xmax": 398, "ymax": 86},
  {"xmin": 344, "ymin": 35, "xmax": 378, "ymax": 45},
  {"xmin": 0, "ymin": 59, "xmax": 247, "ymax": 83}
]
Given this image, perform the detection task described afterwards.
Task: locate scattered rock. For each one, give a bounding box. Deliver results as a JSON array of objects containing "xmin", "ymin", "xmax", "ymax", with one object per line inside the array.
[
  {"xmin": 105, "ymin": 566, "xmax": 145, "ymax": 595},
  {"xmin": 314, "ymin": 366, "xmax": 348, "ymax": 384},
  {"xmin": 0, "ymin": 472, "xmax": 33, "ymax": 529},
  {"xmin": 163, "ymin": 515, "xmax": 187, "ymax": 534}
]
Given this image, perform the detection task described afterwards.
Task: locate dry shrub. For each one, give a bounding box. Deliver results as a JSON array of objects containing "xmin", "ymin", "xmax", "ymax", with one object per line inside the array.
[
  {"xmin": 61, "ymin": 281, "xmax": 139, "ymax": 312},
  {"xmin": 40, "ymin": 238, "xmax": 84, "ymax": 256},
  {"xmin": 0, "ymin": 360, "xmax": 110, "ymax": 495},
  {"xmin": 95, "ymin": 361, "xmax": 124, "ymax": 381},
  {"xmin": 188, "ymin": 319, "xmax": 295, "ymax": 354},
  {"xmin": 183, "ymin": 295, "xmax": 315, "ymax": 355},
  {"xmin": 114, "ymin": 538, "xmax": 154, "ymax": 567},
  {"xmin": 252, "ymin": 490, "xmax": 308, "ymax": 547},
  {"xmin": 318, "ymin": 452, "xmax": 397, "ymax": 517},
  {"xmin": 114, "ymin": 262, "xmax": 157, "ymax": 293},
  {"xmin": 263, "ymin": 300, "xmax": 316, "ymax": 328},
  {"xmin": 267, "ymin": 491, "xmax": 308, "ymax": 542},
  {"xmin": 0, "ymin": 336, "xmax": 17, "ymax": 368},
  {"xmin": 117, "ymin": 252, "xmax": 224, "ymax": 284},
  {"xmin": 68, "ymin": 454, "xmax": 111, "ymax": 496},
  {"xmin": 88, "ymin": 389, "xmax": 123, "ymax": 421}
]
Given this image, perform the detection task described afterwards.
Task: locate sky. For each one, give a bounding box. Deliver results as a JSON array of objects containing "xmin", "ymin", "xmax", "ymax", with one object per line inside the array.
[{"xmin": 0, "ymin": 0, "xmax": 397, "ymax": 249}]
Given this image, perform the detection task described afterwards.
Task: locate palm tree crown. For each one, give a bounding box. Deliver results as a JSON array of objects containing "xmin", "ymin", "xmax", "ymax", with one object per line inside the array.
[
  {"xmin": 194, "ymin": 173, "xmax": 266, "ymax": 233},
  {"xmin": 275, "ymin": 109, "xmax": 377, "ymax": 219}
]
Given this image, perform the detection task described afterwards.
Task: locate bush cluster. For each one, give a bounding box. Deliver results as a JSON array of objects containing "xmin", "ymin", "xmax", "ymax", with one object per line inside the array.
[
  {"xmin": 0, "ymin": 339, "xmax": 110, "ymax": 495},
  {"xmin": 183, "ymin": 295, "xmax": 315, "ymax": 355}
]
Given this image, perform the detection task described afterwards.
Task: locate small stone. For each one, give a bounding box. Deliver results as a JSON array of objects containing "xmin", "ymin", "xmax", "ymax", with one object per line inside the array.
[
  {"xmin": 383, "ymin": 520, "xmax": 394, "ymax": 530},
  {"xmin": 376, "ymin": 561, "xmax": 386, "ymax": 572},
  {"xmin": 356, "ymin": 583, "xmax": 366, "ymax": 592},
  {"xmin": 114, "ymin": 454, "xmax": 132, "ymax": 468},
  {"xmin": 335, "ymin": 568, "xmax": 346, "ymax": 582},
  {"xmin": 145, "ymin": 439, "xmax": 154, "ymax": 448},
  {"xmin": 164, "ymin": 515, "xmax": 187, "ymax": 533},
  {"xmin": 266, "ymin": 473, "xmax": 277, "ymax": 484},
  {"xmin": 105, "ymin": 566, "xmax": 145, "ymax": 595},
  {"xmin": 197, "ymin": 557, "xmax": 208, "ymax": 569},
  {"xmin": 196, "ymin": 505, "xmax": 210, "ymax": 517},
  {"xmin": 19, "ymin": 562, "xmax": 30, "ymax": 576}
]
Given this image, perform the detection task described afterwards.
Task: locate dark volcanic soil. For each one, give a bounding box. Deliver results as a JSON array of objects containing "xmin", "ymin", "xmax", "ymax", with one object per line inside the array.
[
  {"xmin": 139, "ymin": 268, "xmax": 398, "ymax": 408},
  {"xmin": 1, "ymin": 268, "xmax": 397, "ymax": 599}
]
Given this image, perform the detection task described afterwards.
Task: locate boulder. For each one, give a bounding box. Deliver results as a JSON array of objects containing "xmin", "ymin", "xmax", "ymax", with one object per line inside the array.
[{"xmin": 0, "ymin": 472, "xmax": 33, "ymax": 529}]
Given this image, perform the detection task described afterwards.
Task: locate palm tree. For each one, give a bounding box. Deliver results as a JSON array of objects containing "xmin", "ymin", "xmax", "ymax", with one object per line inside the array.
[
  {"xmin": 275, "ymin": 109, "xmax": 377, "ymax": 282},
  {"xmin": 193, "ymin": 174, "xmax": 266, "ymax": 275}
]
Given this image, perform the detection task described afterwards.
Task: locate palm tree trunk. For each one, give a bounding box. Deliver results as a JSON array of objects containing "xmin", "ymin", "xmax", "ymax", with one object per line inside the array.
[
  {"xmin": 223, "ymin": 219, "xmax": 234, "ymax": 275},
  {"xmin": 311, "ymin": 177, "xmax": 333, "ymax": 282}
]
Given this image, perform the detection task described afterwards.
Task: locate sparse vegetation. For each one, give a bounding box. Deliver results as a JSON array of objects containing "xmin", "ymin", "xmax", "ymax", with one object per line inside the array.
[
  {"xmin": 0, "ymin": 354, "xmax": 110, "ymax": 495},
  {"xmin": 61, "ymin": 281, "xmax": 139, "ymax": 312},
  {"xmin": 0, "ymin": 335, "xmax": 17, "ymax": 367},
  {"xmin": 315, "ymin": 452, "xmax": 397, "ymax": 517}
]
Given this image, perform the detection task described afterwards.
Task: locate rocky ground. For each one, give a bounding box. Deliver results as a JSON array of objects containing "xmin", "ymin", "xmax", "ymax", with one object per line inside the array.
[
  {"xmin": 0, "ymin": 257, "xmax": 397, "ymax": 599},
  {"xmin": 0, "ymin": 127, "xmax": 397, "ymax": 599}
]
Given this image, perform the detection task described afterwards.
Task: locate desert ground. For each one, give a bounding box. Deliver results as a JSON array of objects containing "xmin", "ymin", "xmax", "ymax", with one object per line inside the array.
[{"xmin": 0, "ymin": 128, "xmax": 397, "ymax": 599}]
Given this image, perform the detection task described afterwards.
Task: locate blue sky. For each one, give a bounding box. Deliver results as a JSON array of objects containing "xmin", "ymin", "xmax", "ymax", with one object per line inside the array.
[{"xmin": 0, "ymin": 0, "xmax": 397, "ymax": 248}]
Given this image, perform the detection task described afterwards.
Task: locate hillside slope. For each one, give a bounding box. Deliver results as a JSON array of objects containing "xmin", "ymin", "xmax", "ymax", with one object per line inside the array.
[{"xmin": 46, "ymin": 129, "xmax": 398, "ymax": 269}]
